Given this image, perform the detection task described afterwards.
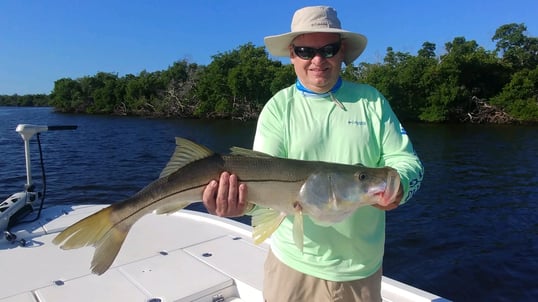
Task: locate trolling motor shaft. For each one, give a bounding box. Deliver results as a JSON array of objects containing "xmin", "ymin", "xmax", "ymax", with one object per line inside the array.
[
  {"xmin": 0, "ymin": 124, "xmax": 77, "ymax": 236},
  {"xmin": 15, "ymin": 124, "xmax": 78, "ymax": 190}
]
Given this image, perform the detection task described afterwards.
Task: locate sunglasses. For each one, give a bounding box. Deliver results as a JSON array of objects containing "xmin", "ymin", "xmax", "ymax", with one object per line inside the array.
[{"xmin": 292, "ymin": 42, "xmax": 341, "ymax": 60}]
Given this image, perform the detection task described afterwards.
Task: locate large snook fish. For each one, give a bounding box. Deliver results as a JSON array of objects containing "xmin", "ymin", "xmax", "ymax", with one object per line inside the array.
[{"xmin": 53, "ymin": 137, "xmax": 400, "ymax": 275}]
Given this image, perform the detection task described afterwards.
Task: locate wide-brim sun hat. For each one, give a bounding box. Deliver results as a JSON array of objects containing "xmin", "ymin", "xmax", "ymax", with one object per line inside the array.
[{"xmin": 264, "ymin": 6, "xmax": 367, "ymax": 65}]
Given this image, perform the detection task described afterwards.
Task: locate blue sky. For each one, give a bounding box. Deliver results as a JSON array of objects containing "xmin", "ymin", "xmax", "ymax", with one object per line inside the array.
[{"xmin": 1, "ymin": 0, "xmax": 537, "ymax": 95}]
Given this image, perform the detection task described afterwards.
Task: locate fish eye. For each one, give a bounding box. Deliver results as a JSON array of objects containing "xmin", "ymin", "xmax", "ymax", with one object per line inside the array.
[{"xmin": 356, "ymin": 173, "xmax": 367, "ymax": 181}]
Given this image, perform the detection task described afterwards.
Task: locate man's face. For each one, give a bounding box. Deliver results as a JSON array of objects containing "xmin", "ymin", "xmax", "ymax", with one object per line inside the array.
[{"xmin": 289, "ymin": 33, "xmax": 345, "ymax": 93}]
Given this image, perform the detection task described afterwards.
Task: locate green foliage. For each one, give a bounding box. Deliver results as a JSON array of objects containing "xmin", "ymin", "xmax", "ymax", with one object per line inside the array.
[
  {"xmin": 490, "ymin": 66, "xmax": 538, "ymax": 122},
  {"xmin": 159, "ymin": 60, "xmax": 200, "ymax": 117},
  {"xmin": 50, "ymin": 78, "xmax": 83, "ymax": 112},
  {"xmin": 194, "ymin": 43, "xmax": 290, "ymax": 119},
  {"xmin": 0, "ymin": 94, "xmax": 50, "ymax": 106},
  {"xmin": 47, "ymin": 44, "xmax": 295, "ymax": 119},
  {"xmin": 270, "ymin": 64, "xmax": 296, "ymax": 94},
  {"xmin": 356, "ymin": 44, "xmax": 438, "ymax": 121},
  {"xmin": 420, "ymin": 37, "xmax": 506, "ymax": 121},
  {"xmin": 88, "ymin": 72, "xmax": 123, "ymax": 114},
  {"xmin": 353, "ymin": 35, "xmax": 517, "ymax": 123},
  {"xmin": 5, "ymin": 23, "xmax": 536, "ymax": 123},
  {"xmin": 493, "ymin": 23, "xmax": 538, "ymax": 71}
]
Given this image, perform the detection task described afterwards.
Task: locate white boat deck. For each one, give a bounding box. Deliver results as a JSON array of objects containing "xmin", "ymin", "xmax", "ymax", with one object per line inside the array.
[{"xmin": 0, "ymin": 204, "xmax": 450, "ymax": 302}]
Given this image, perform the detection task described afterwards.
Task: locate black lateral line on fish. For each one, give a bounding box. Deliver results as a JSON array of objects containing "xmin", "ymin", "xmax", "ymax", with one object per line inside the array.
[
  {"xmin": 106, "ymin": 178, "xmax": 302, "ymax": 233},
  {"xmin": 236, "ymin": 178, "xmax": 304, "ymax": 183},
  {"xmin": 107, "ymin": 184, "xmax": 207, "ymax": 227}
]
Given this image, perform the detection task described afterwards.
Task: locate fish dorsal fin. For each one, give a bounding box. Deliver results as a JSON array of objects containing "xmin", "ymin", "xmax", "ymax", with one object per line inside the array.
[
  {"xmin": 229, "ymin": 147, "xmax": 272, "ymax": 158},
  {"xmin": 159, "ymin": 137, "xmax": 214, "ymax": 178}
]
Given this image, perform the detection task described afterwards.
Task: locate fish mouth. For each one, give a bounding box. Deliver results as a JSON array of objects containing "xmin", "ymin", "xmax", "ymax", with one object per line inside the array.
[
  {"xmin": 367, "ymin": 183, "xmax": 387, "ymax": 196},
  {"xmin": 368, "ymin": 171, "xmax": 401, "ymax": 206}
]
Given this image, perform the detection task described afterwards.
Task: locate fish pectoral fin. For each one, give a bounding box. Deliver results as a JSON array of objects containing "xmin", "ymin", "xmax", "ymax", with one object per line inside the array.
[
  {"xmin": 292, "ymin": 211, "xmax": 304, "ymax": 252},
  {"xmin": 154, "ymin": 200, "xmax": 192, "ymax": 215},
  {"xmin": 52, "ymin": 206, "xmax": 130, "ymax": 275},
  {"xmin": 251, "ymin": 208, "xmax": 286, "ymax": 245}
]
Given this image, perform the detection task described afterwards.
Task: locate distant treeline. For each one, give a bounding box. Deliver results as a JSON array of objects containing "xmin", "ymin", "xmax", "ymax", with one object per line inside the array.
[
  {"xmin": 1, "ymin": 23, "xmax": 537, "ymax": 123},
  {"xmin": 0, "ymin": 94, "xmax": 50, "ymax": 107}
]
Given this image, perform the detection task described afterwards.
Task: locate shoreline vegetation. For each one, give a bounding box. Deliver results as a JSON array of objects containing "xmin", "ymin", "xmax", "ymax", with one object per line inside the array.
[{"xmin": 1, "ymin": 23, "xmax": 537, "ymax": 124}]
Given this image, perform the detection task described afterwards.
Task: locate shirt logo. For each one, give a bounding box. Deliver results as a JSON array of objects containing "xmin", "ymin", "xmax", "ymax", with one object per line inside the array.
[{"xmin": 348, "ymin": 120, "xmax": 366, "ymax": 126}]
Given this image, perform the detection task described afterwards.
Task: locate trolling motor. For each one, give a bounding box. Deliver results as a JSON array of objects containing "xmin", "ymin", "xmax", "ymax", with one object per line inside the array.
[{"xmin": 0, "ymin": 124, "xmax": 77, "ymax": 243}]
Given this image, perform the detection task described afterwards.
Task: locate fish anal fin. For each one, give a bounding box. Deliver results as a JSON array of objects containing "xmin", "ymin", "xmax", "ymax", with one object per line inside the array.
[{"xmin": 251, "ymin": 208, "xmax": 286, "ymax": 245}]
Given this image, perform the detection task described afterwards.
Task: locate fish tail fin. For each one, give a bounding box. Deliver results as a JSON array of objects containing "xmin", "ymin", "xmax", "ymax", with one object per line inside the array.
[
  {"xmin": 52, "ymin": 206, "xmax": 130, "ymax": 275},
  {"xmin": 292, "ymin": 211, "xmax": 304, "ymax": 252},
  {"xmin": 251, "ymin": 208, "xmax": 286, "ymax": 245}
]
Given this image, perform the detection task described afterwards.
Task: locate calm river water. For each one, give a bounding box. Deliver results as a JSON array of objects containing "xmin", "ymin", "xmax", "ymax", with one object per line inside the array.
[{"xmin": 0, "ymin": 107, "xmax": 536, "ymax": 301}]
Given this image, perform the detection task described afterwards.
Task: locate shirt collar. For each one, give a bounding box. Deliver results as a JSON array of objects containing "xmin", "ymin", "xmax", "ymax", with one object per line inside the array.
[
  {"xmin": 295, "ymin": 77, "xmax": 342, "ymax": 98},
  {"xmin": 295, "ymin": 77, "xmax": 346, "ymax": 110}
]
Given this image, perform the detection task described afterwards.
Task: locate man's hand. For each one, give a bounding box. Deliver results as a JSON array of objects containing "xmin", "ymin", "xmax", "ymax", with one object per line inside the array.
[{"xmin": 202, "ymin": 172, "xmax": 248, "ymax": 217}]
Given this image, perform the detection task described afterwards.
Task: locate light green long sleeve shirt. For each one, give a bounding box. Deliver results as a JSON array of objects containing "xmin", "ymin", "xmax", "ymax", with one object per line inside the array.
[{"xmin": 252, "ymin": 80, "xmax": 424, "ymax": 281}]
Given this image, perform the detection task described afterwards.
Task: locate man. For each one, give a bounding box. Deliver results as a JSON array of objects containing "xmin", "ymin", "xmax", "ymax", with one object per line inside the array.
[{"xmin": 203, "ymin": 6, "xmax": 423, "ymax": 302}]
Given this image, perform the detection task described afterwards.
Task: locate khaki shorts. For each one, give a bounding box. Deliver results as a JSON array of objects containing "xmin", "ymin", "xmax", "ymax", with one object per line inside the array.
[{"xmin": 263, "ymin": 250, "xmax": 382, "ymax": 302}]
